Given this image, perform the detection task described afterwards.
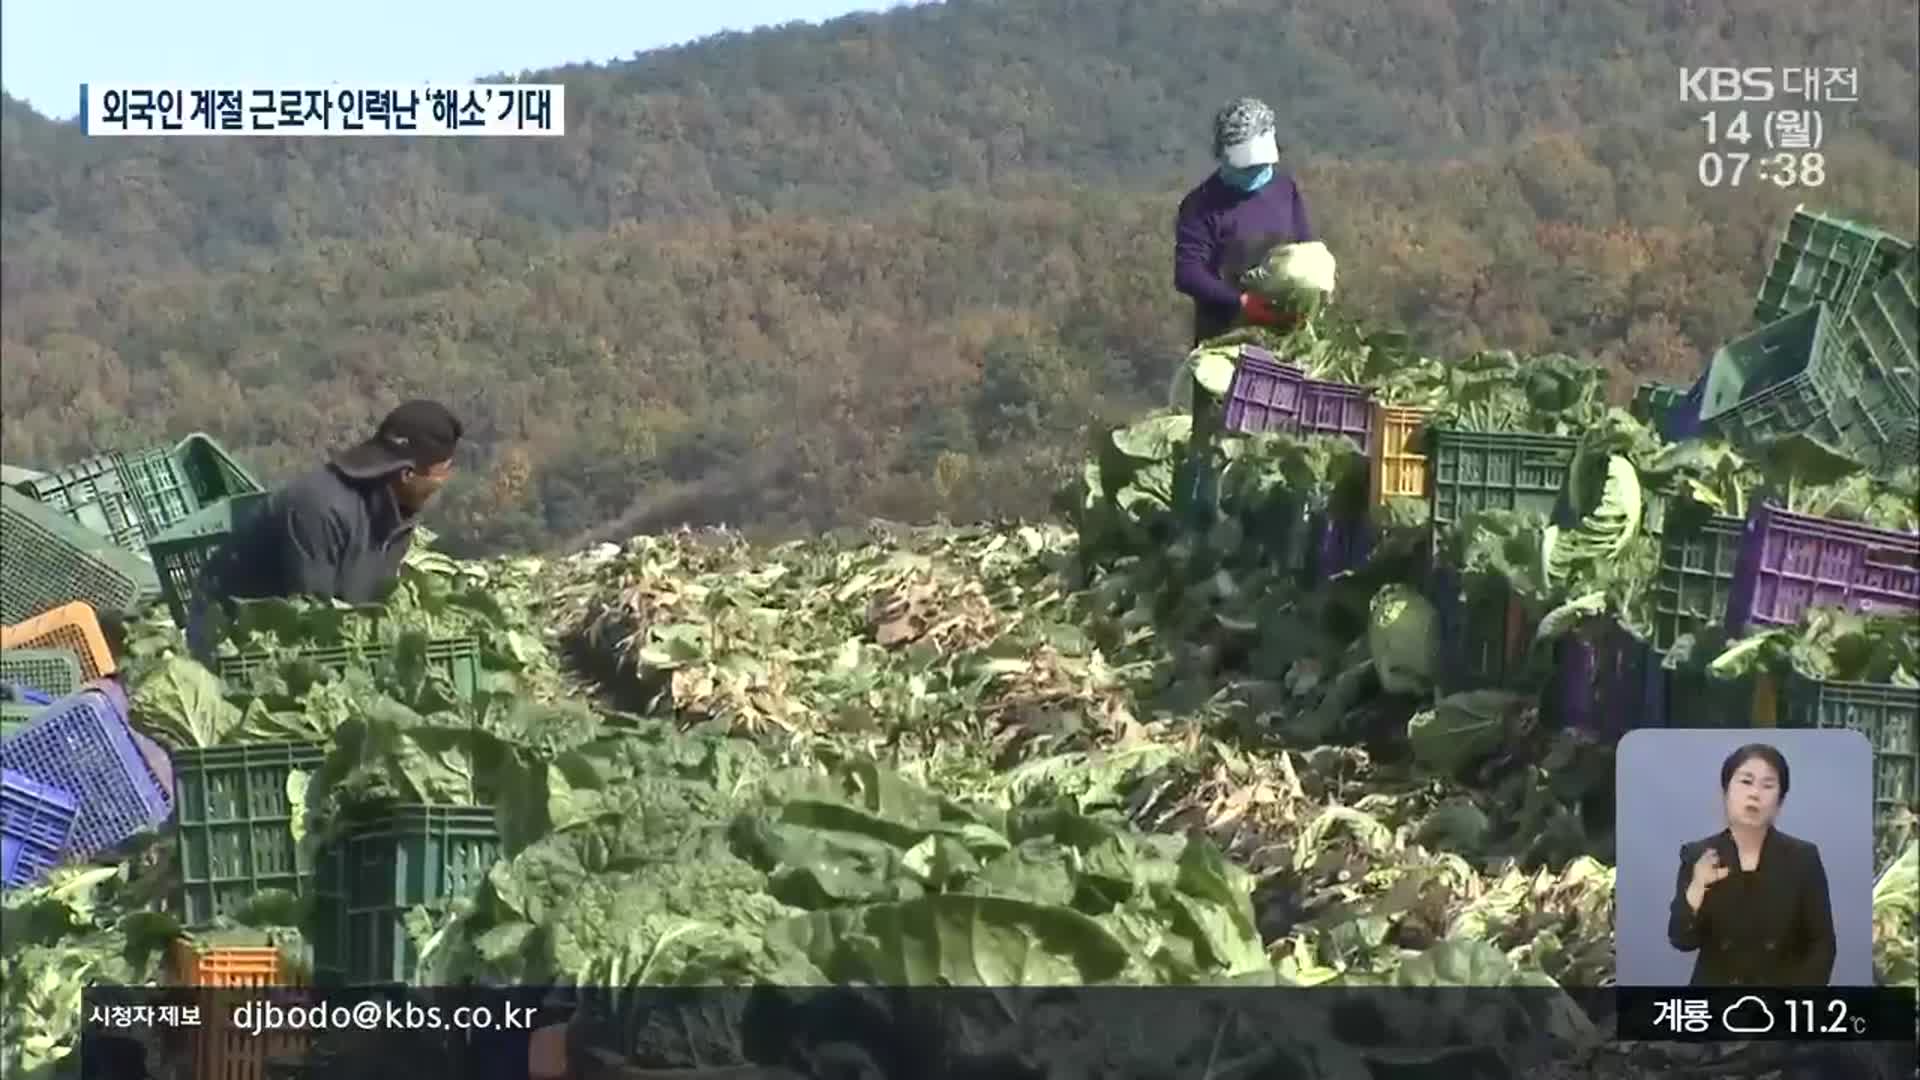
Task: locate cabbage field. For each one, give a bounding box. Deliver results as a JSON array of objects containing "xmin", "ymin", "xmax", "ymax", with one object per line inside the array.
[{"xmin": 4, "ymin": 261, "xmax": 1918, "ymax": 1078}]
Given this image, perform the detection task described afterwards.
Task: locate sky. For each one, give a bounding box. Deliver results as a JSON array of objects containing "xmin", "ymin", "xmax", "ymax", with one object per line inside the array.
[{"xmin": 2, "ymin": 1, "xmax": 922, "ymax": 120}]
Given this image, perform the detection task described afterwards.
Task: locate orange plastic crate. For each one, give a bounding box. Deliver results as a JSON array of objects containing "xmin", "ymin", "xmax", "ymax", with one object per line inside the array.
[
  {"xmin": 168, "ymin": 940, "xmax": 309, "ymax": 1080},
  {"xmin": 1, "ymin": 602, "xmax": 116, "ymax": 681},
  {"xmin": 1371, "ymin": 403, "xmax": 1431, "ymax": 505}
]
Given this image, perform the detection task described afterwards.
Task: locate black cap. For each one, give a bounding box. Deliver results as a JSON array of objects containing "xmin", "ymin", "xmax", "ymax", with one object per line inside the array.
[{"xmin": 331, "ymin": 399, "xmax": 463, "ymax": 480}]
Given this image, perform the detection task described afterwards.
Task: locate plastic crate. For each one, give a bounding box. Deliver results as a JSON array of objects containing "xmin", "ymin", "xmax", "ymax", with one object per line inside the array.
[
  {"xmin": 1219, "ymin": 347, "xmax": 1305, "ymax": 435},
  {"xmin": 170, "ymin": 938, "xmax": 310, "ymax": 1080},
  {"xmin": 1753, "ymin": 206, "xmax": 1914, "ymax": 326},
  {"xmin": 2, "ymin": 767, "xmax": 79, "ymax": 889},
  {"xmin": 1304, "ymin": 512, "xmax": 1372, "ymax": 583},
  {"xmin": 0, "ymin": 680, "xmax": 172, "ymax": 860},
  {"xmin": 2, "ymin": 602, "xmax": 118, "ymax": 681},
  {"xmin": 1550, "ymin": 620, "xmax": 1667, "ymax": 740},
  {"xmin": 0, "ymin": 648, "xmax": 84, "ymax": 702},
  {"xmin": 1666, "ymin": 668, "xmax": 1776, "ymax": 728},
  {"xmin": 1698, "ymin": 304, "xmax": 1849, "ymax": 449},
  {"xmin": 1294, "ymin": 378, "xmax": 1373, "ymax": 449},
  {"xmin": 1371, "ymin": 404, "xmax": 1430, "ymax": 505},
  {"xmin": 1425, "ymin": 429, "xmax": 1579, "ymax": 534},
  {"xmin": 1630, "ymin": 381, "xmax": 1690, "ymax": 429},
  {"xmin": 147, "ymin": 492, "xmax": 272, "ymax": 631},
  {"xmin": 16, "ymin": 435, "xmax": 265, "ymax": 554},
  {"xmin": 1726, "ymin": 503, "xmax": 1920, "ymax": 635},
  {"xmin": 1651, "ymin": 507, "xmax": 1746, "ymax": 650},
  {"xmin": 1429, "ymin": 569, "xmax": 1537, "ymax": 694},
  {"xmin": 172, "ymin": 741, "xmax": 328, "ymax": 926},
  {"xmin": 1784, "ymin": 677, "xmax": 1918, "ymax": 820},
  {"xmin": 1821, "ymin": 249, "xmax": 1918, "ymax": 468},
  {"xmin": 0, "ymin": 487, "xmax": 159, "ymax": 625},
  {"xmin": 216, "ymin": 638, "xmax": 482, "ymax": 701},
  {"xmin": 14, "ymin": 452, "xmax": 148, "ymax": 551},
  {"xmin": 312, "ymin": 804, "xmax": 500, "ymax": 986}
]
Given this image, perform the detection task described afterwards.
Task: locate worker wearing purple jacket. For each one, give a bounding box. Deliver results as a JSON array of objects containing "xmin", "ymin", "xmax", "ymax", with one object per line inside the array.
[{"xmin": 1174, "ymin": 97, "xmax": 1315, "ymax": 346}]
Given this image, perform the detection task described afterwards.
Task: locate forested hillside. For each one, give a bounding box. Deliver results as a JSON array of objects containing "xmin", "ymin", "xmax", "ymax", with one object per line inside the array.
[{"xmin": 2, "ymin": 0, "xmax": 1916, "ymax": 555}]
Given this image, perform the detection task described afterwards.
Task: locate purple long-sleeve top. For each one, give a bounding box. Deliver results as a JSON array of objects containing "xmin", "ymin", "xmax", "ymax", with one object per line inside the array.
[{"xmin": 1174, "ymin": 172, "xmax": 1313, "ymax": 344}]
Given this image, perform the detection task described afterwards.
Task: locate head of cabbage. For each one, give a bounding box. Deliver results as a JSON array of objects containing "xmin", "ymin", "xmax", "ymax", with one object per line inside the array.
[{"xmin": 1240, "ymin": 241, "xmax": 1337, "ymax": 320}]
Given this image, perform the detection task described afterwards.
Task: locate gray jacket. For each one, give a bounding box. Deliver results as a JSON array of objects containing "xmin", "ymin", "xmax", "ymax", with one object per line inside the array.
[{"xmin": 198, "ymin": 463, "xmax": 416, "ymax": 608}]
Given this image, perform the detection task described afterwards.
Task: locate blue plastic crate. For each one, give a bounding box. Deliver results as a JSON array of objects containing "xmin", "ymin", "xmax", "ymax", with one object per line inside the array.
[
  {"xmin": 2, "ymin": 767, "xmax": 79, "ymax": 888},
  {"xmin": 0, "ymin": 680, "xmax": 172, "ymax": 860}
]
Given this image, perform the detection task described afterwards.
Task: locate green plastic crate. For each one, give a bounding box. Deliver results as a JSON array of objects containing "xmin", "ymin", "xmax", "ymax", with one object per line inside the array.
[
  {"xmin": 13, "ymin": 452, "xmax": 148, "ymax": 550},
  {"xmin": 1630, "ymin": 381, "xmax": 1689, "ymax": 429},
  {"xmin": 1784, "ymin": 677, "xmax": 1918, "ymax": 821},
  {"xmin": 15, "ymin": 435, "xmax": 265, "ymax": 554},
  {"xmin": 146, "ymin": 492, "xmax": 272, "ymax": 630},
  {"xmin": 1697, "ymin": 303, "xmax": 1870, "ymax": 453},
  {"xmin": 311, "ymin": 804, "xmax": 500, "ymax": 986},
  {"xmin": 171, "ymin": 740, "xmax": 328, "ymax": 926},
  {"xmin": 1821, "ymin": 250, "xmax": 1919, "ymax": 469},
  {"xmin": 1753, "ymin": 206, "xmax": 1913, "ymax": 326},
  {"xmin": 1424, "ymin": 429, "xmax": 1578, "ymax": 535},
  {"xmin": 215, "ymin": 638, "xmax": 482, "ymax": 701},
  {"xmin": 0, "ymin": 486, "xmax": 160, "ymax": 625},
  {"xmin": 1, "ymin": 648, "xmax": 84, "ymax": 700},
  {"xmin": 1650, "ymin": 505, "xmax": 1745, "ymax": 650}
]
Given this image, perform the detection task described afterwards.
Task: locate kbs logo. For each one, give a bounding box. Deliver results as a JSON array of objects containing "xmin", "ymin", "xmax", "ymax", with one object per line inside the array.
[{"xmin": 1680, "ymin": 68, "xmax": 1775, "ymax": 102}]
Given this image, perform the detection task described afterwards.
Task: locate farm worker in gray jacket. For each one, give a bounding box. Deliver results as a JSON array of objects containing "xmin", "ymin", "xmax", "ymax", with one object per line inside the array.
[
  {"xmin": 185, "ymin": 400, "xmax": 462, "ymax": 661},
  {"xmin": 1174, "ymin": 97, "xmax": 1316, "ymax": 346}
]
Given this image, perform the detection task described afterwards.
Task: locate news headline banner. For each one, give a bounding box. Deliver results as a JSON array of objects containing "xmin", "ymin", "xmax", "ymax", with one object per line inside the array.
[
  {"xmin": 79, "ymin": 84, "xmax": 564, "ymax": 136},
  {"xmin": 81, "ymin": 985, "xmax": 1917, "ymax": 1078}
]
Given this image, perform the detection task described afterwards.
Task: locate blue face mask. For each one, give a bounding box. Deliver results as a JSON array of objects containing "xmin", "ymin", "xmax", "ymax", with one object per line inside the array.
[{"xmin": 1218, "ymin": 163, "xmax": 1274, "ymax": 192}]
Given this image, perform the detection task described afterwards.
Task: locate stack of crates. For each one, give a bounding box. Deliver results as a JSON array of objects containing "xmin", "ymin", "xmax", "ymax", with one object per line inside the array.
[
  {"xmin": 13, "ymin": 434, "xmax": 265, "ymax": 554},
  {"xmin": 1706, "ymin": 207, "xmax": 1918, "ymax": 470},
  {"xmin": 2, "ymin": 602, "xmax": 119, "ymax": 738},
  {"xmin": 0, "ymin": 487, "xmax": 160, "ymax": 625},
  {"xmin": 0, "ymin": 680, "xmax": 172, "ymax": 877},
  {"xmin": 1752, "ymin": 206, "xmax": 1913, "ymax": 326},
  {"xmin": 312, "ymin": 804, "xmax": 501, "ymax": 985},
  {"xmin": 1819, "ymin": 249, "xmax": 1919, "ymax": 472},
  {"xmin": 171, "ymin": 742, "xmax": 329, "ymax": 925}
]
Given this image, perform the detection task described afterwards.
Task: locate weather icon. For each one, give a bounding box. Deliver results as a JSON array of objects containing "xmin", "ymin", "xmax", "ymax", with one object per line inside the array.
[{"xmin": 1721, "ymin": 995, "xmax": 1776, "ymax": 1034}]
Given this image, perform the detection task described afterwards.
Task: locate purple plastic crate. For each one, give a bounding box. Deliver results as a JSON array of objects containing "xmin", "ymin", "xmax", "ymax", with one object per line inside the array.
[
  {"xmin": 1308, "ymin": 512, "xmax": 1373, "ymax": 578},
  {"xmin": 1220, "ymin": 347, "xmax": 1305, "ymax": 435},
  {"xmin": 1554, "ymin": 620, "xmax": 1667, "ymax": 740},
  {"xmin": 1726, "ymin": 503, "xmax": 1920, "ymax": 634},
  {"xmin": 1295, "ymin": 378, "xmax": 1374, "ymax": 449},
  {"xmin": 0, "ymin": 680, "xmax": 172, "ymax": 860},
  {"xmin": 1, "ymin": 767, "xmax": 78, "ymax": 888}
]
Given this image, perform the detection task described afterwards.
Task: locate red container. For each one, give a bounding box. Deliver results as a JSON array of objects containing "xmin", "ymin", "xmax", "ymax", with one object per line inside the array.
[
  {"xmin": 1295, "ymin": 378, "xmax": 1374, "ymax": 450},
  {"xmin": 1726, "ymin": 503, "xmax": 1920, "ymax": 634},
  {"xmin": 1219, "ymin": 347, "xmax": 1305, "ymax": 435}
]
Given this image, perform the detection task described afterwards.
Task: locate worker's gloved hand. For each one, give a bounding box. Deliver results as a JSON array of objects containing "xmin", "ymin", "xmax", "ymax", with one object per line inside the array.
[
  {"xmin": 1240, "ymin": 293, "xmax": 1306, "ymax": 332},
  {"xmin": 1238, "ymin": 292, "xmax": 1284, "ymax": 327}
]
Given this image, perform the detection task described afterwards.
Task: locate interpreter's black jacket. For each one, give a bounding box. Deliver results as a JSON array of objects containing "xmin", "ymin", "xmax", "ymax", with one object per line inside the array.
[
  {"xmin": 198, "ymin": 463, "xmax": 415, "ymax": 608},
  {"xmin": 1668, "ymin": 827, "xmax": 1836, "ymax": 986}
]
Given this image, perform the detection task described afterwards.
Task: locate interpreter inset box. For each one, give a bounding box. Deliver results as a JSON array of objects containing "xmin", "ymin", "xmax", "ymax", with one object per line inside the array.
[{"xmin": 1614, "ymin": 728, "xmax": 1875, "ymax": 987}]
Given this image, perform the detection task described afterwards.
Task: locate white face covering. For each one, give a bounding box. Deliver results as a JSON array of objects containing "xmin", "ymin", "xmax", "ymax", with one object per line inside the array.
[{"xmin": 1219, "ymin": 130, "xmax": 1279, "ymax": 169}]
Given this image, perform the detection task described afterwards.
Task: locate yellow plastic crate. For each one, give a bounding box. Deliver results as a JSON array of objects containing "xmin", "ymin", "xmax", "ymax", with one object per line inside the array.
[{"xmin": 1371, "ymin": 403, "xmax": 1431, "ymax": 505}]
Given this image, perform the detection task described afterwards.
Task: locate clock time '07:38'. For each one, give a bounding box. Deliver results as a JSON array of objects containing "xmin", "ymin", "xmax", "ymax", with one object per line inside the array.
[{"xmin": 1697, "ymin": 151, "xmax": 1825, "ymax": 187}]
